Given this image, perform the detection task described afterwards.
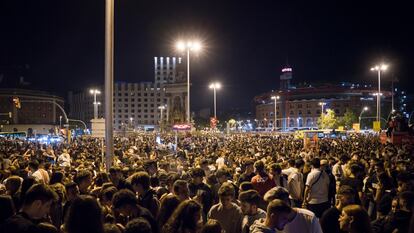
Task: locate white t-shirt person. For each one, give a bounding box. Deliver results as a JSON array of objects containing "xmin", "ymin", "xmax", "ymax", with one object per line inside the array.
[
  {"xmin": 305, "ymin": 168, "xmax": 330, "ymax": 204},
  {"xmin": 280, "ymin": 208, "xmax": 323, "ymax": 233}
]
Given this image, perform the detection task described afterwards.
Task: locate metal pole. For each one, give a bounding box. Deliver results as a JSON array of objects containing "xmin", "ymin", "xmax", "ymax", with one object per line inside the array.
[
  {"xmin": 391, "ymin": 78, "xmax": 394, "ymax": 111},
  {"xmin": 187, "ymin": 49, "xmax": 190, "ymax": 124},
  {"xmin": 274, "ymin": 98, "xmax": 277, "ymax": 130},
  {"xmin": 105, "ymin": 0, "xmax": 114, "ymax": 171},
  {"xmin": 378, "ymin": 69, "xmax": 381, "ymax": 123},
  {"xmin": 160, "ymin": 108, "xmax": 163, "ymax": 132},
  {"xmin": 93, "ymin": 92, "xmax": 98, "ymax": 119},
  {"xmin": 213, "ymin": 87, "xmax": 217, "ymax": 119}
]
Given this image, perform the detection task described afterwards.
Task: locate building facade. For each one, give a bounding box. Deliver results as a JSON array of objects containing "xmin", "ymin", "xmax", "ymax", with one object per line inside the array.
[
  {"xmin": 0, "ymin": 88, "xmax": 65, "ymax": 127},
  {"xmin": 254, "ymin": 66, "xmax": 392, "ymax": 129},
  {"xmin": 68, "ymin": 56, "xmax": 187, "ymax": 131}
]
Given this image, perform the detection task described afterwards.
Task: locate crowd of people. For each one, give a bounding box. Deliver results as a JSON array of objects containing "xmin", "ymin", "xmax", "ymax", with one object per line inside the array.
[{"xmin": 0, "ymin": 132, "xmax": 413, "ymax": 233}]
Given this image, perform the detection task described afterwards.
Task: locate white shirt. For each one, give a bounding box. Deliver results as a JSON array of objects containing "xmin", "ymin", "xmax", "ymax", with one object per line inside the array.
[
  {"xmin": 280, "ymin": 208, "xmax": 323, "ymax": 233},
  {"xmin": 305, "ymin": 168, "xmax": 330, "ymax": 204},
  {"xmin": 58, "ymin": 153, "xmax": 71, "ymax": 167},
  {"xmin": 287, "ymin": 168, "xmax": 304, "ymax": 201},
  {"xmin": 282, "ymin": 167, "xmax": 296, "ymax": 177},
  {"xmin": 32, "ymin": 169, "xmax": 50, "ymax": 184}
]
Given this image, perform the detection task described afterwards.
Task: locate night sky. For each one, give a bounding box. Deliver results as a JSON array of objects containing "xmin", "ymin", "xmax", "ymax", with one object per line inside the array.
[{"xmin": 1, "ymin": 0, "xmax": 413, "ymax": 112}]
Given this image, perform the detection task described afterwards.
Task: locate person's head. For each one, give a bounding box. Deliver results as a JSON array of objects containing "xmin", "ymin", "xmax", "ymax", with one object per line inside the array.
[
  {"xmin": 103, "ymin": 224, "xmax": 122, "ymax": 233},
  {"xmin": 130, "ymin": 171, "xmax": 151, "ymax": 194},
  {"xmin": 0, "ymin": 195, "xmax": 15, "ymax": 223},
  {"xmin": 109, "ymin": 167, "xmax": 122, "ymax": 183},
  {"xmin": 5, "ymin": 176, "xmax": 21, "ymax": 195},
  {"xmin": 239, "ymin": 181, "xmax": 254, "ymax": 192},
  {"xmin": 268, "ymin": 163, "xmax": 282, "ymax": 176},
  {"xmin": 190, "ymin": 168, "xmax": 205, "ymax": 185},
  {"xmin": 337, "ymin": 185, "xmax": 355, "ymax": 208},
  {"xmin": 49, "ymin": 171, "xmax": 64, "ymax": 185},
  {"xmin": 111, "ymin": 189, "xmax": 138, "ymax": 217},
  {"xmin": 124, "ymin": 217, "xmax": 152, "ymax": 233},
  {"xmin": 340, "ymin": 155, "xmax": 349, "ymax": 164},
  {"xmin": 397, "ymin": 172, "xmax": 413, "ymax": 193},
  {"xmin": 215, "ymin": 168, "xmax": 229, "ymax": 184},
  {"xmin": 144, "ymin": 160, "xmax": 157, "ymax": 176},
  {"xmin": 243, "ymin": 159, "xmax": 254, "ymax": 174},
  {"xmin": 266, "ymin": 199, "xmax": 292, "ymax": 230},
  {"xmin": 239, "ymin": 189, "xmax": 261, "ymax": 215},
  {"xmin": 163, "ymin": 200, "xmax": 202, "ymax": 233},
  {"xmin": 65, "ymin": 182, "xmax": 80, "ymax": 201},
  {"xmin": 100, "ymin": 186, "xmax": 118, "ymax": 206},
  {"xmin": 398, "ymin": 191, "xmax": 414, "ymax": 212},
  {"xmin": 288, "ymin": 159, "xmax": 295, "ymax": 168},
  {"xmin": 263, "ymin": 187, "xmax": 290, "ymax": 205},
  {"xmin": 339, "ymin": 205, "xmax": 373, "ymax": 233},
  {"xmin": 65, "ymin": 195, "xmax": 104, "ymax": 233},
  {"xmin": 200, "ymin": 219, "xmax": 223, "ymax": 233},
  {"xmin": 172, "ymin": 179, "xmax": 189, "ymax": 201},
  {"xmin": 218, "ymin": 182, "xmax": 235, "ymax": 208},
  {"xmin": 254, "ymin": 160, "xmax": 265, "ymax": 174},
  {"xmin": 28, "ymin": 160, "xmax": 40, "ymax": 172},
  {"xmin": 157, "ymin": 195, "xmax": 180, "ymax": 227},
  {"xmin": 311, "ymin": 158, "xmax": 320, "ymax": 169},
  {"xmin": 294, "ymin": 159, "xmax": 305, "ymax": 170},
  {"xmin": 75, "ymin": 170, "xmax": 92, "ymax": 192},
  {"xmin": 22, "ymin": 183, "xmax": 58, "ymax": 219}
]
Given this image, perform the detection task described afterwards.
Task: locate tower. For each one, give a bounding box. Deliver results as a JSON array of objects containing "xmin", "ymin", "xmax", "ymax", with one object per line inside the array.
[{"xmin": 279, "ymin": 66, "xmax": 293, "ymax": 90}]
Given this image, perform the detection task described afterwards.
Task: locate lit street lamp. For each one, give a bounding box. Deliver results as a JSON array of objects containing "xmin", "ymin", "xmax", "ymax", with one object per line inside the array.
[
  {"xmin": 158, "ymin": 105, "xmax": 166, "ymax": 132},
  {"xmin": 371, "ymin": 64, "xmax": 388, "ymax": 122},
  {"xmin": 176, "ymin": 40, "xmax": 202, "ymax": 124},
  {"xmin": 271, "ymin": 95, "xmax": 280, "ymax": 131},
  {"xmin": 359, "ymin": 106, "xmax": 369, "ymax": 126},
  {"xmin": 209, "ymin": 82, "xmax": 221, "ymax": 119},
  {"xmin": 319, "ymin": 102, "xmax": 327, "ymax": 116},
  {"xmin": 90, "ymin": 89, "xmax": 101, "ymax": 119}
]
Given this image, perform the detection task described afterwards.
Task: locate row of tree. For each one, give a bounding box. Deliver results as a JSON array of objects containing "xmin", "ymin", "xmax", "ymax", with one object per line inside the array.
[{"xmin": 317, "ymin": 108, "xmax": 358, "ymax": 129}]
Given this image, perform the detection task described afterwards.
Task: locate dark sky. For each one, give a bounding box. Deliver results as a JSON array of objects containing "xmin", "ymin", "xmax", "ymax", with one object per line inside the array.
[{"xmin": 1, "ymin": 0, "xmax": 413, "ymax": 112}]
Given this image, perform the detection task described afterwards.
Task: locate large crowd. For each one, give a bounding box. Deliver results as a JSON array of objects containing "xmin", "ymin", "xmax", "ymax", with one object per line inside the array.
[{"xmin": 0, "ymin": 132, "xmax": 413, "ymax": 233}]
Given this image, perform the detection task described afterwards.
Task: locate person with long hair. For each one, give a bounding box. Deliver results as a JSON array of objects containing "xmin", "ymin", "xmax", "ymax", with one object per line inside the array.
[
  {"xmin": 162, "ymin": 200, "xmax": 202, "ymax": 233},
  {"xmin": 339, "ymin": 204, "xmax": 373, "ymax": 233},
  {"xmin": 64, "ymin": 195, "xmax": 104, "ymax": 233},
  {"xmin": 157, "ymin": 194, "xmax": 180, "ymax": 229}
]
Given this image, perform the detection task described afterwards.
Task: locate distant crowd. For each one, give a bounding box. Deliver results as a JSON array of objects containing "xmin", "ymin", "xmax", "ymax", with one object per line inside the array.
[{"xmin": 0, "ymin": 132, "xmax": 413, "ymax": 233}]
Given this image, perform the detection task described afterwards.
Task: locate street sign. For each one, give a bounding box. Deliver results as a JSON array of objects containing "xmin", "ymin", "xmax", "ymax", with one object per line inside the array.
[
  {"xmin": 91, "ymin": 118, "xmax": 106, "ymax": 138},
  {"xmin": 373, "ymin": 121, "xmax": 381, "ymax": 132}
]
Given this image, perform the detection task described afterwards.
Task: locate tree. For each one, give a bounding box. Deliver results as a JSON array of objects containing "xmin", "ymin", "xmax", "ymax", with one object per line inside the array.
[
  {"xmin": 338, "ymin": 109, "xmax": 358, "ymax": 129},
  {"xmin": 317, "ymin": 109, "xmax": 337, "ymax": 129}
]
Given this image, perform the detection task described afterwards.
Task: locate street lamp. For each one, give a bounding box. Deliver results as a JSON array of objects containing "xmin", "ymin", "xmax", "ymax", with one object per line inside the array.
[
  {"xmin": 359, "ymin": 106, "xmax": 369, "ymax": 126},
  {"xmin": 209, "ymin": 82, "xmax": 221, "ymax": 119},
  {"xmin": 89, "ymin": 89, "xmax": 101, "ymax": 119},
  {"xmin": 176, "ymin": 40, "xmax": 203, "ymax": 124},
  {"xmin": 371, "ymin": 64, "xmax": 388, "ymax": 122},
  {"xmin": 158, "ymin": 105, "xmax": 166, "ymax": 132},
  {"xmin": 319, "ymin": 102, "xmax": 327, "ymax": 116},
  {"xmin": 271, "ymin": 95, "xmax": 280, "ymax": 131}
]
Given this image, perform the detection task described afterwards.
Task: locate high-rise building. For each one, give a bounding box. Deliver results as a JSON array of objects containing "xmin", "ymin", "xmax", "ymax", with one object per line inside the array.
[{"xmin": 68, "ymin": 56, "xmax": 187, "ymax": 131}]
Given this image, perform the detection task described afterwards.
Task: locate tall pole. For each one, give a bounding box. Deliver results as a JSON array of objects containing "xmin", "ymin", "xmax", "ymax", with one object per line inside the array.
[
  {"xmin": 186, "ymin": 49, "xmax": 190, "ymax": 124},
  {"xmin": 93, "ymin": 92, "xmax": 98, "ymax": 119},
  {"xmin": 213, "ymin": 87, "xmax": 217, "ymax": 119},
  {"xmin": 377, "ymin": 69, "xmax": 381, "ymax": 122},
  {"xmin": 274, "ymin": 98, "xmax": 277, "ymax": 130},
  {"xmin": 391, "ymin": 77, "xmax": 394, "ymax": 111},
  {"xmin": 160, "ymin": 108, "xmax": 163, "ymax": 132},
  {"xmin": 104, "ymin": 0, "xmax": 114, "ymax": 171}
]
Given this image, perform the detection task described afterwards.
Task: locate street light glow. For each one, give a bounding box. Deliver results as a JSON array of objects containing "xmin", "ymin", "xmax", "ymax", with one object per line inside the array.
[
  {"xmin": 271, "ymin": 95, "xmax": 280, "ymax": 100},
  {"xmin": 363, "ymin": 106, "xmax": 368, "ymax": 111},
  {"xmin": 209, "ymin": 82, "xmax": 221, "ymax": 89},
  {"xmin": 176, "ymin": 40, "xmax": 202, "ymax": 52},
  {"xmin": 176, "ymin": 41, "xmax": 185, "ymax": 51},
  {"xmin": 370, "ymin": 64, "xmax": 388, "ymax": 71},
  {"xmin": 89, "ymin": 89, "xmax": 101, "ymax": 94},
  {"xmin": 319, "ymin": 102, "xmax": 326, "ymax": 106}
]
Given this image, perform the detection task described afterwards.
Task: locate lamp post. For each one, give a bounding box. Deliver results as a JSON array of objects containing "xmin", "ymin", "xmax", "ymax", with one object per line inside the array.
[
  {"xmin": 319, "ymin": 102, "xmax": 327, "ymax": 116},
  {"xmin": 158, "ymin": 105, "xmax": 166, "ymax": 132},
  {"xmin": 176, "ymin": 40, "xmax": 202, "ymax": 124},
  {"xmin": 371, "ymin": 64, "xmax": 388, "ymax": 122},
  {"xmin": 359, "ymin": 106, "xmax": 369, "ymax": 126},
  {"xmin": 209, "ymin": 82, "xmax": 221, "ymax": 119},
  {"xmin": 271, "ymin": 95, "xmax": 280, "ymax": 131},
  {"xmin": 59, "ymin": 115, "xmax": 62, "ymax": 129},
  {"xmin": 129, "ymin": 117, "xmax": 133, "ymax": 129},
  {"xmin": 90, "ymin": 89, "xmax": 101, "ymax": 119}
]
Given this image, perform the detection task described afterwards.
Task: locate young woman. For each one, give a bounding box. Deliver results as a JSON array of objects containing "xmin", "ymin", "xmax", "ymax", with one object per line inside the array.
[
  {"xmin": 162, "ymin": 200, "xmax": 202, "ymax": 233},
  {"xmin": 339, "ymin": 204, "xmax": 373, "ymax": 233}
]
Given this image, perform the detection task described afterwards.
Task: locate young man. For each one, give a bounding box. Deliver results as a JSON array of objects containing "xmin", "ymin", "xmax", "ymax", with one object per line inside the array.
[
  {"xmin": 251, "ymin": 160, "xmax": 275, "ymax": 197},
  {"xmin": 172, "ymin": 179, "xmax": 190, "ymax": 202},
  {"xmin": 208, "ymin": 182, "xmax": 243, "ymax": 233},
  {"xmin": 0, "ymin": 183, "xmax": 57, "ymax": 233},
  {"xmin": 130, "ymin": 171, "xmax": 160, "ymax": 218},
  {"xmin": 111, "ymin": 189, "xmax": 158, "ymax": 233},
  {"xmin": 250, "ymin": 199, "xmax": 323, "ymax": 233},
  {"xmin": 303, "ymin": 158, "xmax": 330, "ymax": 218},
  {"xmin": 287, "ymin": 159, "xmax": 304, "ymax": 207},
  {"xmin": 188, "ymin": 167, "xmax": 213, "ymax": 216},
  {"xmin": 74, "ymin": 169, "xmax": 92, "ymax": 195},
  {"xmin": 239, "ymin": 189, "xmax": 266, "ymax": 233}
]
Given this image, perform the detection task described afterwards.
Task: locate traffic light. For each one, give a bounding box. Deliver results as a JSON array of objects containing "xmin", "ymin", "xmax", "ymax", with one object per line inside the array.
[{"xmin": 12, "ymin": 97, "xmax": 21, "ymax": 109}]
